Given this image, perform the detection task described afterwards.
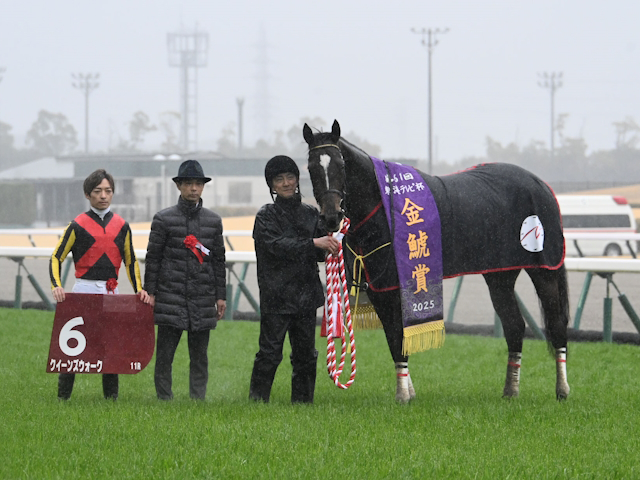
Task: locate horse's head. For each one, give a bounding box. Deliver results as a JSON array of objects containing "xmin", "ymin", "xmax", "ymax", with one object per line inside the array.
[{"xmin": 303, "ymin": 120, "xmax": 345, "ymax": 232}]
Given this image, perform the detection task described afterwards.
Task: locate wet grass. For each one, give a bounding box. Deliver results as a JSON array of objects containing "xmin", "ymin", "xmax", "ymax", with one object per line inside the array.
[{"xmin": 1, "ymin": 307, "xmax": 639, "ymax": 479}]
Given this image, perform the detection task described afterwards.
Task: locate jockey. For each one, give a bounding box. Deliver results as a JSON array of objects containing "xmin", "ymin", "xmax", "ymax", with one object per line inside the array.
[{"xmin": 49, "ymin": 169, "xmax": 150, "ymax": 400}]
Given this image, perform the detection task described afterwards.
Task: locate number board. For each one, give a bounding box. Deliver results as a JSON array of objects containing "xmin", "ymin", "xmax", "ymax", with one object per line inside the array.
[{"xmin": 47, "ymin": 293, "xmax": 155, "ymax": 374}]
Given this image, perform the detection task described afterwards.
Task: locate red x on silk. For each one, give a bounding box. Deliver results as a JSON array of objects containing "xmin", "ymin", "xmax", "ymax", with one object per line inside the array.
[{"xmin": 74, "ymin": 213, "xmax": 125, "ymax": 277}]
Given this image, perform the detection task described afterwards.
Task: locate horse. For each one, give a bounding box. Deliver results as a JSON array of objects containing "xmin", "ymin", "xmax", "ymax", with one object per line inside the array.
[{"xmin": 303, "ymin": 120, "xmax": 571, "ymax": 403}]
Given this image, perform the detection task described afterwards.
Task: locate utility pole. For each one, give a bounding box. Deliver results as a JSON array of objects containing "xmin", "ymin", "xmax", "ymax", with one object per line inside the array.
[
  {"xmin": 71, "ymin": 73, "xmax": 100, "ymax": 153},
  {"xmin": 412, "ymin": 27, "xmax": 449, "ymax": 175},
  {"xmin": 0, "ymin": 67, "xmax": 6, "ymax": 121},
  {"xmin": 0, "ymin": 67, "xmax": 5, "ymax": 165},
  {"xmin": 538, "ymin": 72, "xmax": 563, "ymax": 156},
  {"xmin": 236, "ymin": 97, "xmax": 244, "ymax": 153}
]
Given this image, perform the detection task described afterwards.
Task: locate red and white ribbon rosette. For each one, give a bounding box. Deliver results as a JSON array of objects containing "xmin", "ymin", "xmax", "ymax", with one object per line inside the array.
[
  {"xmin": 184, "ymin": 235, "xmax": 210, "ymax": 264},
  {"xmin": 106, "ymin": 278, "xmax": 118, "ymax": 293}
]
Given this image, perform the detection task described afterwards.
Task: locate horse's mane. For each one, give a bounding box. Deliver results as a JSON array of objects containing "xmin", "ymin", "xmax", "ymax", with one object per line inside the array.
[{"xmin": 338, "ymin": 137, "xmax": 371, "ymax": 163}]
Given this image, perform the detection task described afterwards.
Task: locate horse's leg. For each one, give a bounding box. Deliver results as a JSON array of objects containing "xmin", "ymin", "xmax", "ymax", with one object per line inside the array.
[
  {"xmin": 526, "ymin": 266, "xmax": 571, "ymax": 400},
  {"xmin": 367, "ymin": 289, "xmax": 415, "ymax": 403},
  {"xmin": 394, "ymin": 361, "xmax": 416, "ymax": 403},
  {"xmin": 483, "ymin": 270, "xmax": 525, "ymax": 398}
]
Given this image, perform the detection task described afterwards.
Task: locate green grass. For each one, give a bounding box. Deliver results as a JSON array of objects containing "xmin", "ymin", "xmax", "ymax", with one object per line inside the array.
[{"xmin": 1, "ymin": 307, "xmax": 639, "ymax": 479}]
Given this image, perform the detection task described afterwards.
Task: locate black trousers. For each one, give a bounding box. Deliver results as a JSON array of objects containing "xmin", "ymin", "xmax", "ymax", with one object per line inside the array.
[
  {"xmin": 154, "ymin": 325, "xmax": 210, "ymax": 400},
  {"xmin": 57, "ymin": 373, "xmax": 118, "ymax": 400},
  {"xmin": 249, "ymin": 310, "xmax": 318, "ymax": 403}
]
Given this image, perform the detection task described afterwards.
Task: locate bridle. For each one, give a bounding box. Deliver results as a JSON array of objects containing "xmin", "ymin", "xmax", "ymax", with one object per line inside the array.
[
  {"xmin": 309, "ymin": 143, "xmax": 346, "ymax": 218},
  {"xmin": 308, "ymin": 142, "xmax": 394, "ymax": 292},
  {"xmin": 309, "ymin": 143, "xmax": 341, "ymax": 152}
]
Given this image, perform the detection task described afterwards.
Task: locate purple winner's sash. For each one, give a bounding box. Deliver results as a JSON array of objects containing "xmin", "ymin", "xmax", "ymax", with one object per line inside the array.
[{"xmin": 372, "ymin": 157, "xmax": 445, "ymax": 355}]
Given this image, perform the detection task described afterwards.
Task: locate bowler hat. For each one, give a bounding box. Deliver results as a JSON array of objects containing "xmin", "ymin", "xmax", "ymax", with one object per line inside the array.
[
  {"xmin": 172, "ymin": 160, "xmax": 211, "ymax": 183},
  {"xmin": 264, "ymin": 155, "xmax": 300, "ymax": 188}
]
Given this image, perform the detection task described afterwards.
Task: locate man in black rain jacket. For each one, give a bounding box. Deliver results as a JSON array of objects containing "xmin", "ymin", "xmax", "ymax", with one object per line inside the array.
[
  {"xmin": 249, "ymin": 155, "xmax": 339, "ymax": 403},
  {"xmin": 144, "ymin": 160, "xmax": 226, "ymax": 400}
]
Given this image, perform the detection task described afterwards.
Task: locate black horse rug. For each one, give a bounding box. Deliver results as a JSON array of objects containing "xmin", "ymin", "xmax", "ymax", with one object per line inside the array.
[
  {"xmin": 422, "ymin": 162, "xmax": 565, "ymax": 278},
  {"xmin": 346, "ymin": 162, "xmax": 565, "ymax": 293}
]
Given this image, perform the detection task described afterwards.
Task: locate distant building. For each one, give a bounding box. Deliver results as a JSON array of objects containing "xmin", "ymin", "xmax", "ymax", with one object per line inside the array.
[{"xmin": 0, "ymin": 152, "xmax": 315, "ymax": 227}]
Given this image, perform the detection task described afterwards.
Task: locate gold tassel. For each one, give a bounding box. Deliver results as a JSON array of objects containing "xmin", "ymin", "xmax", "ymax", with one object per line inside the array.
[
  {"xmin": 352, "ymin": 304, "xmax": 383, "ymax": 330},
  {"xmin": 350, "ymin": 291, "xmax": 383, "ymax": 330},
  {"xmin": 402, "ymin": 320, "xmax": 445, "ymax": 356}
]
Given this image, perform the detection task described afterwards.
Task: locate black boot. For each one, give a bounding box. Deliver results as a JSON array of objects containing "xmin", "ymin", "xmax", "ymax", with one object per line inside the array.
[
  {"xmin": 58, "ymin": 373, "xmax": 75, "ymax": 400},
  {"xmin": 102, "ymin": 374, "xmax": 118, "ymax": 400},
  {"xmin": 291, "ymin": 350, "xmax": 318, "ymax": 404},
  {"xmin": 249, "ymin": 362, "xmax": 277, "ymax": 403}
]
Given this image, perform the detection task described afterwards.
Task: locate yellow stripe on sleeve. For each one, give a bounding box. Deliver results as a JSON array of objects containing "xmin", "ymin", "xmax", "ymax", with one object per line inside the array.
[
  {"xmin": 50, "ymin": 224, "xmax": 75, "ymax": 289},
  {"xmin": 123, "ymin": 229, "xmax": 142, "ymax": 293}
]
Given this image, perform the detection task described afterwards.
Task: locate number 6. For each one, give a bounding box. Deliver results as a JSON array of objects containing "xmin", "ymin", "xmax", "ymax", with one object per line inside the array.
[{"xmin": 59, "ymin": 317, "xmax": 87, "ymax": 357}]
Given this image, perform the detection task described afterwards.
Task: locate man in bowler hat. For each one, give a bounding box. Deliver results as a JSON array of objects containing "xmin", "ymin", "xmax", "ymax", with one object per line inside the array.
[{"xmin": 144, "ymin": 160, "xmax": 227, "ymax": 400}]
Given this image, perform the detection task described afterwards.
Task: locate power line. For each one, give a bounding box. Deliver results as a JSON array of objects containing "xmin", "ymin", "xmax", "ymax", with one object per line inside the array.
[{"xmin": 411, "ymin": 27, "xmax": 449, "ymax": 174}]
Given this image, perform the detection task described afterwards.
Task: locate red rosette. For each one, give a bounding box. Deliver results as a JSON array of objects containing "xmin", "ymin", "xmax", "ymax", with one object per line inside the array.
[
  {"xmin": 184, "ymin": 235, "xmax": 198, "ymax": 249},
  {"xmin": 106, "ymin": 278, "xmax": 118, "ymax": 293},
  {"xmin": 184, "ymin": 235, "xmax": 204, "ymax": 264}
]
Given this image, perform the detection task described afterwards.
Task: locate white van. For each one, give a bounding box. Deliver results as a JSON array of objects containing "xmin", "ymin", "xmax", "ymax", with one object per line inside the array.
[{"xmin": 556, "ymin": 195, "xmax": 637, "ymax": 257}]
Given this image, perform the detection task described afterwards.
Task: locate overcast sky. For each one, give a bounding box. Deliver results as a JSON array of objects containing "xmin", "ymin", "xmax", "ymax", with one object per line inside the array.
[{"xmin": 0, "ymin": 0, "xmax": 638, "ymax": 163}]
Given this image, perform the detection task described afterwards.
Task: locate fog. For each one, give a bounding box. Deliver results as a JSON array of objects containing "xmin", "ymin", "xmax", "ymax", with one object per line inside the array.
[{"xmin": 0, "ymin": 0, "xmax": 639, "ymax": 163}]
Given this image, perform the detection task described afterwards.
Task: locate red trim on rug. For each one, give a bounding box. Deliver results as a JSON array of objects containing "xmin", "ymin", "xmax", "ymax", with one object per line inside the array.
[
  {"xmin": 443, "ymin": 259, "xmax": 566, "ymax": 279},
  {"xmin": 349, "ymin": 202, "xmax": 383, "ymax": 233}
]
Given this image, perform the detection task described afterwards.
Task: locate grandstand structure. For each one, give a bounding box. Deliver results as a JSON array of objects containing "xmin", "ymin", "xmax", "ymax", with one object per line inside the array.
[{"xmin": 0, "ymin": 153, "xmax": 315, "ymax": 227}]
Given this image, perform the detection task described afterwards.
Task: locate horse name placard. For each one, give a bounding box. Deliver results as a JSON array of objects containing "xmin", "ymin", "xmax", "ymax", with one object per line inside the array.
[{"xmin": 47, "ymin": 293, "xmax": 155, "ymax": 374}]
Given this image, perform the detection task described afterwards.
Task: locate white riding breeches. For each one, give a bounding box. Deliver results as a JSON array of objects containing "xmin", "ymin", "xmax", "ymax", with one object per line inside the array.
[{"xmin": 72, "ymin": 278, "xmax": 119, "ymax": 295}]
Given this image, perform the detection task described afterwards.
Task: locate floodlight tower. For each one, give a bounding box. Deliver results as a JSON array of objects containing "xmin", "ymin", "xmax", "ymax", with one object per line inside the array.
[
  {"xmin": 167, "ymin": 28, "xmax": 209, "ymax": 152},
  {"xmin": 71, "ymin": 73, "xmax": 100, "ymax": 153},
  {"xmin": 538, "ymin": 72, "xmax": 563, "ymax": 156}
]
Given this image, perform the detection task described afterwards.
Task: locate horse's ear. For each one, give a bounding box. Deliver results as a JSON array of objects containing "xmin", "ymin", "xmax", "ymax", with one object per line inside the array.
[
  {"xmin": 302, "ymin": 123, "xmax": 314, "ymax": 146},
  {"xmin": 331, "ymin": 120, "xmax": 340, "ymax": 142}
]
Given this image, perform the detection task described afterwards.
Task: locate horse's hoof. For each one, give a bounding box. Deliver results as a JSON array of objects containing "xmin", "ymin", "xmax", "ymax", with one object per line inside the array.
[
  {"xmin": 556, "ymin": 383, "xmax": 570, "ymax": 400},
  {"xmin": 395, "ymin": 389, "xmax": 412, "ymax": 404},
  {"xmin": 503, "ymin": 385, "xmax": 519, "ymax": 398}
]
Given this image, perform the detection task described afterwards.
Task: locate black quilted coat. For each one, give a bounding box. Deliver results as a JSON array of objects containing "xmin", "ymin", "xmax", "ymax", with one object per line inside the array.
[
  {"xmin": 253, "ymin": 194, "xmax": 326, "ymax": 314},
  {"xmin": 144, "ymin": 196, "xmax": 226, "ymax": 331}
]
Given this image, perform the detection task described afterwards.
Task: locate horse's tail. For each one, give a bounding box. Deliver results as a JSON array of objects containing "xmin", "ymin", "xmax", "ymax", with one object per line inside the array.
[{"xmin": 541, "ymin": 264, "xmax": 570, "ymax": 355}]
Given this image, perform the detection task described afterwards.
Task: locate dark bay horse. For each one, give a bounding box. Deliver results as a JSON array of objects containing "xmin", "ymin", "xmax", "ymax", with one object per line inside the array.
[{"xmin": 304, "ymin": 120, "xmax": 570, "ymax": 402}]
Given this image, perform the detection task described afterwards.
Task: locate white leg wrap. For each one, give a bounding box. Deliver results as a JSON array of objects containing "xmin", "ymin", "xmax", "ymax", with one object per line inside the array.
[
  {"xmin": 555, "ymin": 347, "xmax": 570, "ymax": 400},
  {"xmin": 407, "ymin": 373, "xmax": 416, "ymax": 400},
  {"xmin": 503, "ymin": 352, "xmax": 522, "ymax": 398},
  {"xmin": 395, "ymin": 362, "xmax": 411, "ymax": 404}
]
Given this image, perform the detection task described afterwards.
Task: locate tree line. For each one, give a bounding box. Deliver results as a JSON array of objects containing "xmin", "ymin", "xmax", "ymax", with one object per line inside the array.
[
  {"xmin": 1, "ymin": 110, "xmax": 639, "ymax": 187},
  {"xmin": 429, "ymin": 116, "xmax": 640, "ymax": 187}
]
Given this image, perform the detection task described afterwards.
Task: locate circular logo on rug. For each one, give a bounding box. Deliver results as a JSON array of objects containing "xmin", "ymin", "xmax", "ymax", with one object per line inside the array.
[{"xmin": 520, "ymin": 215, "xmax": 544, "ymax": 252}]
